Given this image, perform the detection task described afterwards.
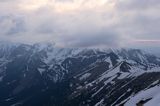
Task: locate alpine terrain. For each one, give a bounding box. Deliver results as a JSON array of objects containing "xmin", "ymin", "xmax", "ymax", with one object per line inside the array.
[{"xmin": 0, "ymin": 41, "xmax": 160, "ymax": 106}]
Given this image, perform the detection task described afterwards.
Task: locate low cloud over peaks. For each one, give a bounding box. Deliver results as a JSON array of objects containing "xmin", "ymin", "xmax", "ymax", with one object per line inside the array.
[{"xmin": 0, "ymin": 0, "xmax": 160, "ymax": 48}]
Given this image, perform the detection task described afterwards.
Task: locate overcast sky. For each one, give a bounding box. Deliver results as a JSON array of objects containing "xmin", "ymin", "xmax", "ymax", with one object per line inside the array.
[{"xmin": 0, "ymin": 0, "xmax": 160, "ymax": 49}]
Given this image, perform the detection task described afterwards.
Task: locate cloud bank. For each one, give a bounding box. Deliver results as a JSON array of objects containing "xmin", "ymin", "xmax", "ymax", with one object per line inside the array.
[{"xmin": 0, "ymin": 0, "xmax": 160, "ymax": 48}]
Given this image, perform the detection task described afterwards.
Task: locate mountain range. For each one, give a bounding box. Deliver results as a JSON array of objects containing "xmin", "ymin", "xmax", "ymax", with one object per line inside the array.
[{"xmin": 0, "ymin": 41, "xmax": 160, "ymax": 106}]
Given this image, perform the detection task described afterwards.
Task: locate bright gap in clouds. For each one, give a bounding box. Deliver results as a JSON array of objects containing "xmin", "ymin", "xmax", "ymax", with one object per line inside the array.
[{"xmin": 134, "ymin": 39, "xmax": 160, "ymax": 43}]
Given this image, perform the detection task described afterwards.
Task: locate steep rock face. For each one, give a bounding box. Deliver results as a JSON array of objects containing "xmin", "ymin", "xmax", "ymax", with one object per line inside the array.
[{"xmin": 0, "ymin": 42, "xmax": 160, "ymax": 106}]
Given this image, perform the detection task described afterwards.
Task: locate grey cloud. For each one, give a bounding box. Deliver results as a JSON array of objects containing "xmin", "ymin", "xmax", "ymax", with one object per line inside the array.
[
  {"xmin": 116, "ymin": 0, "xmax": 160, "ymax": 10},
  {"xmin": 67, "ymin": 33, "xmax": 120, "ymax": 48},
  {"xmin": 58, "ymin": 28, "xmax": 121, "ymax": 48},
  {"xmin": 0, "ymin": 15, "xmax": 26, "ymax": 36},
  {"xmin": 0, "ymin": 0, "xmax": 160, "ymax": 48},
  {"xmin": 36, "ymin": 22, "xmax": 56, "ymax": 34},
  {"xmin": 114, "ymin": 0, "xmax": 160, "ymax": 40}
]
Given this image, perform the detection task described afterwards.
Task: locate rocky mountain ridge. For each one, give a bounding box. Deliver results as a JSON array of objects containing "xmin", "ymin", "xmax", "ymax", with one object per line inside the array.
[{"xmin": 0, "ymin": 41, "xmax": 160, "ymax": 106}]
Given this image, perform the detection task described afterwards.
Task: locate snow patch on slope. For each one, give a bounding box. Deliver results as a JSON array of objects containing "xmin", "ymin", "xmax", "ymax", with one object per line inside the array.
[
  {"xmin": 79, "ymin": 73, "xmax": 91, "ymax": 80},
  {"xmin": 124, "ymin": 85, "xmax": 160, "ymax": 106},
  {"xmin": 104, "ymin": 57, "xmax": 112, "ymax": 68},
  {"xmin": 38, "ymin": 68, "xmax": 46, "ymax": 75}
]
